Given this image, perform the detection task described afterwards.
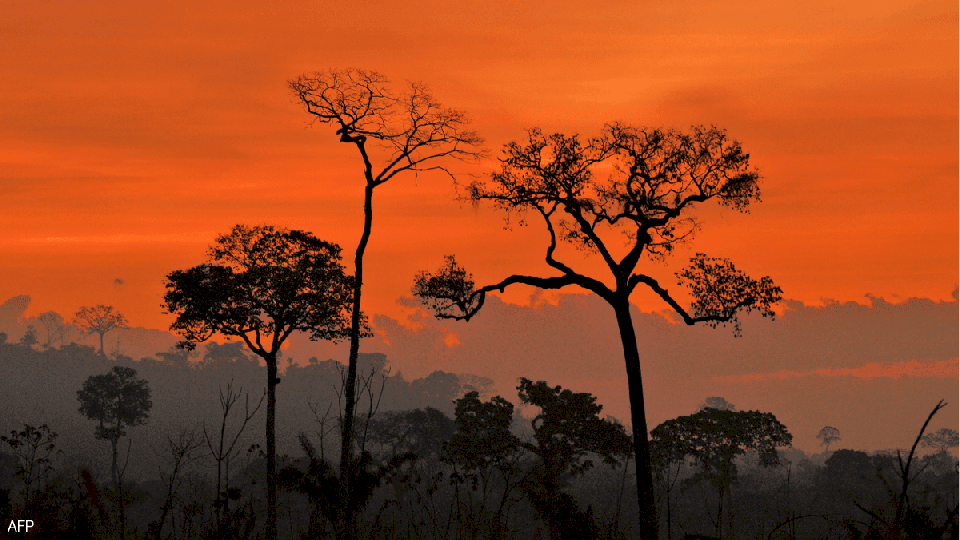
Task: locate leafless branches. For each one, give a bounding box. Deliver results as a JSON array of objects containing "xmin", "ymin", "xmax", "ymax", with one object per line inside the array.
[
  {"xmin": 203, "ymin": 381, "xmax": 265, "ymax": 523},
  {"xmin": 289, "ymin": 69, "xmax": 483, "ymax": 187},
  {"xmin": 290, "ymin": 67, "xmax": 483, "ymax": 540},
  {"xmin": 151, "ymin": 428, "xmax": 203, "ymax": 540}
]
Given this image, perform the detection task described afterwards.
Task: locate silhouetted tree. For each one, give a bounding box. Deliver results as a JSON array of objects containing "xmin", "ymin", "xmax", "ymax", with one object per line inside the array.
[
  {"xmin": 76, "ymin": 365, "xmax": 151, "ymax": 539},
  {"xmin": 74, "ymin": 305, "xmax": 128, "ymax": 356},
  {"xmin": 19, "ymin": 325, "xmax": 38, "ymax": 349},
  {"xmin": 817, "ymin": 426, "xmax": 841, "ymax": 453},
  {"xmin": 920, "ymin": 427, "xmax": 958, "ymax": 455},
  {"xmin": 0, "ymin": 423, "xmax": 61, "ymax": 507},
  {"xmin": 366, "ymin": 407, "xmax": 456, "ymax": 462},
  {"xmin": 649, "ymin": 431, "xmax": 688, "ymax": 540},
  {"xmin": 444, "ymin": 390, "xmax": 527, "ymax": 535},
  {"xmin": 650, "ymin": 407, "xmax": 792, "ymax": 539},
  {"xmin": 444, "ymin": 381, "xmax": 631, "ymax": 539},
  {"xmin": 204, "ymin": 382, "xmax": 264, "ymax": 525},
  {"xmin": 76, "ymin": 366, "xmax": 151, "ymax": 486},
  {"xmin": 414, "ymin": 124, "xmax": 782, "ymax": 539},
  {"xmin": 163, "ymin": 224, "xmax": 355, "ymax": 540},
  {"xmin": 280, "ymin": 434, "xmax": 415, "ymax": 538},
  {"xmin": 515, "ymin": 378, "xmax": 633, "ymax": 540},
  {"xmin": 289, "ymin": 68, "xmax": 482, "ymax": 540},
  {"xmin": 149, "ymin": 428, "xmax": 203, "ymax": 540},
  {"xmin": 856, "ymin": 400, "xmax": 953, "ymax": 540},
  {"xmin": 824, "ymin": 449, "xmax": 880, "ymax": 507},
  {"xmin": 37, "ymin": 311, "xmax": 69, "ymax": 349}
]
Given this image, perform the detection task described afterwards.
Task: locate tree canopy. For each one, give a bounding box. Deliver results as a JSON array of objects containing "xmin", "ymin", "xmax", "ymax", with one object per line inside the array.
[
  {"xmin": 444, "ymin": 380, "xmax": 632, "ymax": 540},
  {"xmin": 444, "ymin": 391, "xmax": 520, "ymax": 473},
  {"xmin": 920, "ymin": 427, "xmax": 958, "ymax": 454},
  {"xmin": 516, "ymin": 378, "xmax": 632, "ymax": 476},
  {"xmin": 700, "ymin": 397, "xmax": 736, "ymax": 412},
  {"xmin": 77, "ymin": 365, "xmax": 152, "ymax": 491},
  {"xmin": 650, "ymin": 407, "xmax": 792, "ymax": 489},
  {"xmin": 163, "ymin": 225, "xmax": 356, "ymax": 352},
  {"xmin": 414, "ymin": 123, "xmax": 782, "ymax": 539},
  {"xmin": 817, "ymin": 426, "xmax": 841, "ymax": 452},
  {"xmin": 414, "ymin": 125, "xmax": 781, "ymax": 332},
  {"xmin": 289, "ymin": 69, "xmax": 482, "ymax": 184},
  {"xmin": 164, "ymin": 224, "xmax": 357, "ymax": 540},
  {"xmin": 77, "ymin": 366, "xmax": 152, "ymax": 444},
  {"xmin": 651, "ymin": 407, "xmax": 792, "ymax": 539},
  {"xmin": 74, "ymin": 305, "xmax": 128, "ymax": 356}
]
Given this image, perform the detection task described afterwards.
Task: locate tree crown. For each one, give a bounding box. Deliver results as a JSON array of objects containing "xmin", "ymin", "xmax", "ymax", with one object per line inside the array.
[
  {"xmin": 443, "ymin": 391, "xmax": 520, "ymax": 471},
  {"xmin": 74, "ymin": 305, "xmax": 128, "ymax": 335},
  {"xmin": 650, "ymin": 407, "xmax": 792, "ymax": 487},
  {"xmin": 817, "ymin": 426, "xmax": 841, "ymax": 447},
  {"xmin": 414, "ymin": 124, "xmax": 781, "ymax": 334},
  {"xmin": 76, "ymin": 365, "xmax": 152, "ymax": 441},
  {"xmin": 444, "ymin": 381, "xmax": 631, "ymax": 479},
  {"xmin": 517, "ymin": 378, "xmax": 632, "ymax": 474},
  {"xmin": 163, "ymin": 225, "xmax": 358, "ymax": 357},
  {"xmin": 289, "ymin": 69, "xmax": 483, "ymax": 186},
  {"xmin": 920, "ymin": 427, "xmax": 959, "ymax": 454},
  {"xmin": 473, "ymin": 125, "xmax": 759, "ymax": 260}
]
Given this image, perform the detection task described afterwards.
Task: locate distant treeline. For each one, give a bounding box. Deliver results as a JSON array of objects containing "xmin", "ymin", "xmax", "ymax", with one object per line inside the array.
[{"xmin": 0, "ymin": 337, "xmax": 488, "ymax": 483}]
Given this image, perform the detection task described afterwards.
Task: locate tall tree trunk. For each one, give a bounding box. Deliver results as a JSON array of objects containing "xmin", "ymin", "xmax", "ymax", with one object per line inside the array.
[
  {"xmin": 717, "ymin": 484, "xmax": 729, "ymax": 540},
  {"xmin": 118, "ymin": 478, "xmax": 126, "ymax": 540},
  {"xmin": 612, "ymin": 299, "xmax": 659, "ymax": 540},
  {"xmin": 266, "ymin": 355, "xmax": 278, "ymax": 540},
  {"xmin": 109, "ymin": 437, "xmax": 125, "ymax": 540},
  {"xmin": 110, "ymin": 437, "xmax": 118, "ymax": 487},
  {"xmin": 340, "ymin": 179, "xmax": 375, "ymax": 540}
]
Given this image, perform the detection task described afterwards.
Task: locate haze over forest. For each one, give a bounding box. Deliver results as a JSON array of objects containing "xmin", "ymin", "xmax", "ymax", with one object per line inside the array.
[{"xmin": 0, "ymin": 291, "xmax": 956, "ymax": 455}]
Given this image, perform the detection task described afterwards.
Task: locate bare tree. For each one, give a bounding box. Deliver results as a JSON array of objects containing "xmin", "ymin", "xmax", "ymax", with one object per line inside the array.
[
  {"xmin": 37, "ymin": 311, "xmax": 69, "ymax": 349},
  {"xmin": 414, "ymin": 125, "xmax": 781, "ymax": 540},
  {"xmin": 289, "ymin": 68, "xmax": 482, "ymax": 540},
  {"xmin": 854, "ymin": 400, "xmax": 954, "ymax": 539},
  {"xmin": 74, "ymin": 305, "xmax": 128, "ymax": 356},
  {"xmin": 203, "ymin": 382, "xmax": 265, "ymax": 526},
  {"xmin": 0, "ymin": 423, "xmax": 62, "ymax": 507},
  {"xmin": 150, "ymin": 428, "xmax": 204, "ymax": 540}
]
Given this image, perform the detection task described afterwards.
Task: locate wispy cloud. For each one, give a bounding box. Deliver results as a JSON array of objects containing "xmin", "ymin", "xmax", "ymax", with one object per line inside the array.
[
  {"xmin": 715, "ymin": 358, "xmax": 959, "ymax": 383},
  {"xmin": 12, "ymin": 234, "xmax": 211, "ymax": 245}
]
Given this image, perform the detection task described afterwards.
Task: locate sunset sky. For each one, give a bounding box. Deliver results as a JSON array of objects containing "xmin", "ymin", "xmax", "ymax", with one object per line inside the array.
[{"xmin": 1, "ymin": 0, "xmax": 957, "ymax": 451}]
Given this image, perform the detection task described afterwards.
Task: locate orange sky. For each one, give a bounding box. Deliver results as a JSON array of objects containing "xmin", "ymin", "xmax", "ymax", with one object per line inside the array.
[{"xmin": 0, "ymin": 0, "xmax": 957, "ymax": 449}]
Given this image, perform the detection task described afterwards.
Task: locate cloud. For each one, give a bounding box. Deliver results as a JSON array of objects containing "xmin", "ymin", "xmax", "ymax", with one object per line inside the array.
[
  {"xmin": 714, "ymin": 358, "xmax": 960, "ymax": 383},
  {"xmin": 344, "ymin": 291, "xmax": 958, "ymax": 451}
]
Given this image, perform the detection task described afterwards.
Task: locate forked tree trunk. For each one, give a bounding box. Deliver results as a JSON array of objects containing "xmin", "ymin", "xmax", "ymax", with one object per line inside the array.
[{"xmin": 612, "ymin": 299, "xmax": 659, "ymax": 540}]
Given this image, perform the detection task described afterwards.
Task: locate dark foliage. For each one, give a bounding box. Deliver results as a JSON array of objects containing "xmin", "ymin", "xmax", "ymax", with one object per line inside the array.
[{"xmin": 164, "ymin": 224, "xmax": 357, "ymax": 540}]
